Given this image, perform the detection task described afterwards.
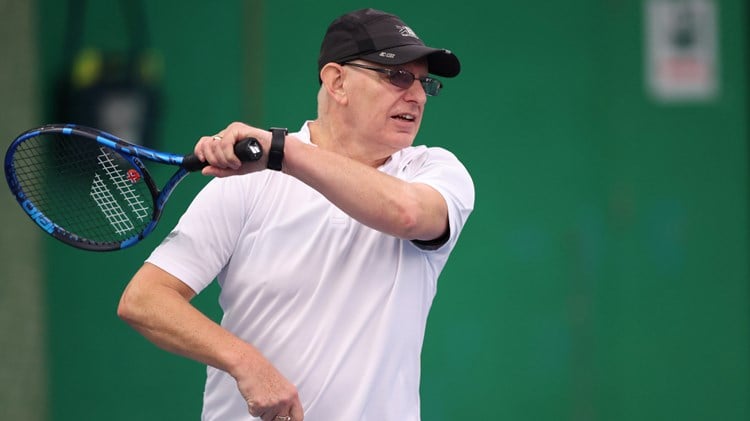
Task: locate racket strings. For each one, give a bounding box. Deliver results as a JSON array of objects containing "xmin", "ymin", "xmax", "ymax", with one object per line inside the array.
[
  {"xmin": 90, "ymin": 172, "xmax": 137, "ymax": 235},
  {"xmin": 11, "ymin": 133, "xmax": 154, "ymax": 244},
  {"xmin": 91, "ymin": 148, "xmax": 151, "ymax": 232}
]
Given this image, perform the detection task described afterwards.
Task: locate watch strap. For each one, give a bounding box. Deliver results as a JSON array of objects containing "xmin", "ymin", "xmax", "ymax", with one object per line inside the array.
[{"xmin": 267, "ymin": 127, "xmax": 288, "ymax": 171}]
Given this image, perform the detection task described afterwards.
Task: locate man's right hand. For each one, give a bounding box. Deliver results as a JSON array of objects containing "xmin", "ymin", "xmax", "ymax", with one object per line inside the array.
[{"xmin": 233, "ymin": 356, "xmax": 304, "ymax": 421}]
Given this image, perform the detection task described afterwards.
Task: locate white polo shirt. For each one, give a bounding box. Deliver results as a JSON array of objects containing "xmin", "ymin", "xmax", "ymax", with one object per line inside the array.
[{"xmin": 146, "ymin": 122, "xmax": 474, "ymax": 420}]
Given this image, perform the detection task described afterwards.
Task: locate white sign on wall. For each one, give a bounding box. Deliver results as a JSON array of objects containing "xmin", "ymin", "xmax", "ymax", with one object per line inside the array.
[{"xmin": 645, "ymin": 0, "xmax": 718, "ymax": 102}]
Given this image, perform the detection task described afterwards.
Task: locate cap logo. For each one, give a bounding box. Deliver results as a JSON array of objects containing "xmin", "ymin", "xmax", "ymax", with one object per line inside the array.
[
  {"xmin": 379, "ymin": 52, "xmax": 396, "ymax": 59},
  {"xmin": 396, "ymin": 25, "xmax": 419, "ymax": 39}
]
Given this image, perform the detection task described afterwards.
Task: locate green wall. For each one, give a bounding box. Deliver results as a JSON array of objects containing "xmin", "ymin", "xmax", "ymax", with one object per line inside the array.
[
  {"xmin": 36, "ymin": 1, "xmax": 255, "ymax": 418},
  {"xmin": 32, "ymin": 1, "xmax": 749, "ymax": 420},
  {"xmin": 0, "ymin": 2, "xmax": 46, "ymax": 420}
]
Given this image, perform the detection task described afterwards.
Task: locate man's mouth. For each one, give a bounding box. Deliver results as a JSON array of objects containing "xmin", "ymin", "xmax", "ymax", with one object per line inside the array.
[{"xmin": 392, "ymin": 113, "xmax": 416, "ymax": 122}]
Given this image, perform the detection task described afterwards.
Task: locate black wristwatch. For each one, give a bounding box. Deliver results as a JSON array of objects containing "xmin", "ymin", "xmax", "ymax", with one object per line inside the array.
[{"xmin": 267, "ymin": 127, "xmax": 288, "ymax": 171}]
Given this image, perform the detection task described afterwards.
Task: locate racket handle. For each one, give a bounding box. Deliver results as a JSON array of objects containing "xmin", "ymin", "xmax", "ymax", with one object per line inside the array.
[{"xmin": 181, "ymin": 137, "xmax": 263, "ymax": 172}]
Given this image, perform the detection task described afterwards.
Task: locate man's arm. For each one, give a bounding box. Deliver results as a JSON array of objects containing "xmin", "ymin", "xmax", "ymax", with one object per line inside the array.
[
  {"xmin": 196, "ymin": 123, "xmax": 449, "ymax": 242},
  {"xmin": 118, "ymin": 263, "xmax": 304, "ymax": 420},
  {"xmin": 283, "ymin": 138, "xmax": 449, "ymax": 242}
]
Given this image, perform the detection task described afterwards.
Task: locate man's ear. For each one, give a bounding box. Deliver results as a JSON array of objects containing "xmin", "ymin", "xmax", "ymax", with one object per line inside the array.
[{"xmin": 320, "ymin": 63, "xmax": 348, "ymax": 104}]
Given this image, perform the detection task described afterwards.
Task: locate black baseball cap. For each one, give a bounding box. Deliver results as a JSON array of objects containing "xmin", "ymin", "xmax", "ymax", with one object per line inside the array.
[{"xmin": 318, "ymin": 8, "xmax": 461, "ymax": 78}]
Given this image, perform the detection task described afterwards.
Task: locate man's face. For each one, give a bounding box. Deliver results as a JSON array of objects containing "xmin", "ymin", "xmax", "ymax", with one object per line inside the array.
[{"xmin": 342, "ymin": 59, "xmax": 430, "ymax": 154}]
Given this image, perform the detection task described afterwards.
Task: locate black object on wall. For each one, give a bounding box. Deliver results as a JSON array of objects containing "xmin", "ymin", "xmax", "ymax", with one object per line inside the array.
[{"xmin": 56, "ymin": 0, "xmax": 161, "ymax": 147}]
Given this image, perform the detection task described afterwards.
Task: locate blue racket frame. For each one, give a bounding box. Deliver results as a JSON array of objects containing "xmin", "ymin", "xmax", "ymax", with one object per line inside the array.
[{"xmin": 6, "ymin": 124, "xmax": 207, "ymax": 251}]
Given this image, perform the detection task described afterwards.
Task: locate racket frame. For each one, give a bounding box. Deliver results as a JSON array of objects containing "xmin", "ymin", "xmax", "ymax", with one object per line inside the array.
[{"xmin": 5, "ymin": 124, "xmax": 200, "ymax": 251}]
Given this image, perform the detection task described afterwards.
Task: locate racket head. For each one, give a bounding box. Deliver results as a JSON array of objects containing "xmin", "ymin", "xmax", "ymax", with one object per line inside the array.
[{"xmin": 4, "ymin": 124, "xmax": 161, "ymax": 251}]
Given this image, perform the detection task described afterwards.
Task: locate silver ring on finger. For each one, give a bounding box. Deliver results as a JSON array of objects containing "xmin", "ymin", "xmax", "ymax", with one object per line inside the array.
[
  {"xmin": 212, "ymin": 135, "xmax": 222, "ymax": 141},
  {"xmin": 274, "ymin": 416, "xmax": 292, "ymax": 421}
]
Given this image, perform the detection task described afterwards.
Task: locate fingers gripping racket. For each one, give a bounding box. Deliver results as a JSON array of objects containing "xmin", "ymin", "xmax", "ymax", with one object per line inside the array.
[{"xmin": 4, "ymin": 124, "xmax": 262, "ymax": 251}]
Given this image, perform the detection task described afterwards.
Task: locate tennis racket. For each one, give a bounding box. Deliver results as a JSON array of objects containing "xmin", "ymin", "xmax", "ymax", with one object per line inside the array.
[{"xmin": 4, "ymin": 124, "xmax": 262, "ymax": 251}]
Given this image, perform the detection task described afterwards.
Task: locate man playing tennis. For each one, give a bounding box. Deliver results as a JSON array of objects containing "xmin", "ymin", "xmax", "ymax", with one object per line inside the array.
[{"xmin": 118, "ymin": 8, "xmax": 474, "ymax": 421}]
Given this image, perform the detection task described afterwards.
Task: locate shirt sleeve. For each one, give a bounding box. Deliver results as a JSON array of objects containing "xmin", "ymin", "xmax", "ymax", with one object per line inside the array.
[
  {"xmin": 402, "ymin": 147, "xmax": 475, "ymax": 253},
  {"xmin": 145, "ymin": 176, "xmax": 251, "ymax": 294}
]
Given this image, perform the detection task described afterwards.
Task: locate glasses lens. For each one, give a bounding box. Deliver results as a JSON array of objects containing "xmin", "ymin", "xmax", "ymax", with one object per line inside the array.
[
  {"xmin": 421, "ymin": 78, "xmax": 441, "ymax": 96},
  {"xmin": 381, "ymin": 68, "xmax": 442, "ymax": 97},
  {"xmin": 389, "ymin": 70, "xmax": 416, "ymax": 89}
]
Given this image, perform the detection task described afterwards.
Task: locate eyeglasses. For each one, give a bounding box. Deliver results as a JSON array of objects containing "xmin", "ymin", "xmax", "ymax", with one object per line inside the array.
[{"xmin": 342, "ymin": 62, "xmax": 443, "ymax": 97}]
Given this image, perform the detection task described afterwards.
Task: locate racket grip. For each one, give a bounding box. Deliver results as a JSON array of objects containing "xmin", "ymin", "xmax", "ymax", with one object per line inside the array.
[{"xmin": 182, "ymin": 138, "xmax": 263, "ymax": 172}]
